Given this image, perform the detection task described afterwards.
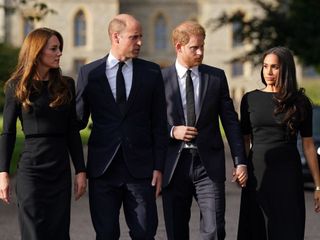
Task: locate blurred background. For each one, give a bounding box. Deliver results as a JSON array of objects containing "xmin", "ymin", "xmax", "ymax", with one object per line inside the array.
[
  {"xmin": 0, "ymin": 0, "xmax": 319, "ymax": 174},
  {"xmin": 0, "ymin": 2, "xmax": 319, "ymax": 239}
]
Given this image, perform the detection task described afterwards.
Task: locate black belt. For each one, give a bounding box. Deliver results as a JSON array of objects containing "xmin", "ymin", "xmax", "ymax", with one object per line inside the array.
[
  {"xmin": 182, "ymin": 148, "xmax": 199, "ymax": 156},
  {"xmin": 25, "ymin": 133, "xmax": 65, "ymax": 139}
]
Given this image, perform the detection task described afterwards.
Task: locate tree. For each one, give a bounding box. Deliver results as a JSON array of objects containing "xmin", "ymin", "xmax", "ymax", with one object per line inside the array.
[
  {"xmin": 207, "ymin": 0, "xmax": 320, "ymax": 70},
  {"xmin": 1, "ymin": 0, "xmax": 56, "ymax": 22},
  {"xmin": 0, "ymin": 1, "xmax": 56, "ymax": 110},
  {"xmin": 0, "ymin": 44, "xmax": 19, "ymax": 111}
]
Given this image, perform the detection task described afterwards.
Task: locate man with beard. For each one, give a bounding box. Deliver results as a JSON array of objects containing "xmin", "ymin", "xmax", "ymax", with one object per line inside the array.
[{"xmin": 161, "ymin": 21, "xmax": 247, "ymax": 240}]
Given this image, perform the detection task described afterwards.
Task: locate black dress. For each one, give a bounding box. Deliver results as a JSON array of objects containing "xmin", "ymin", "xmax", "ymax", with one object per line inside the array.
[
  {"xmin": 0, "ymin": 78, "xmax": 85, "ymax": 240},
  {"xmin": 237, "ymin": 90, "xmax": 312, "ymax": 240}
]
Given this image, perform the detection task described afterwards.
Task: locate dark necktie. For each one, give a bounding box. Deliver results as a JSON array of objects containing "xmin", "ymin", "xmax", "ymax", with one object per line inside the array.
[
  {"xmin": 116, "ymin": 61, "xmax": 126, "ymax": 113},
  {"xmin": 186, "ymin": 69, "xmax": 196, "ymax": 126}
]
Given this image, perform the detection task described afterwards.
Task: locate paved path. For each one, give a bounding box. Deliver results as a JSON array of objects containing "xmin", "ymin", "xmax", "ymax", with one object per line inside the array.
[{"xmin": 1, "ymin": 147, "xmax": 319, "ymax": 239}]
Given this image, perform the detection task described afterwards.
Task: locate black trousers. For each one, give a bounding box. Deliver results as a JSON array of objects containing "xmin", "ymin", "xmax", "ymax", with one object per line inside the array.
[
  {"xmin": 162, "ymin": 149, "xmax": 226, "ymax": 240},
  {"xmin": 88, "ymin": 148, "xmax": 158, "ymax": 240}
]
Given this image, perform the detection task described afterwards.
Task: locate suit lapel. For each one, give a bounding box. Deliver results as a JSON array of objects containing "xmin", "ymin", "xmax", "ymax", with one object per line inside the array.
[
  {"xmin": 90, "ymin": 57, "xmax": 124, "ymax": 116},
  {"xmin": 125, "ymin": 58, "xmax": 142, "ymax": 115},
  {"xmin": 170, "ymin": 66, "xmax": 186, "ymax": 125},
  {"xmin": 93, "ymin": 59, "xmax": 116, "ymax": 104},
  {"xmin": 197, "ymin": 65, "xmax": 209, "ymax": 124}
]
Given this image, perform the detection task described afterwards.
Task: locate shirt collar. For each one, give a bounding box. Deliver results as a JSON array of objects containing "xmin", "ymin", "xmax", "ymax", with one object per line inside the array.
[
  {"xmin": 107, "ymin": 52, "xmax": 133, "ymax": 69},
  {"xmin": 175, "ymin": 60, "xmax": 199, "ymax": 79}
]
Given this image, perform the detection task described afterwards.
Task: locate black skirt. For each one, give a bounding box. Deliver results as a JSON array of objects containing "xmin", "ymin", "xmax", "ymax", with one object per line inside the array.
[{"xmin": 16, "ymin": 137, "xmax": 71, "ymax": 240}]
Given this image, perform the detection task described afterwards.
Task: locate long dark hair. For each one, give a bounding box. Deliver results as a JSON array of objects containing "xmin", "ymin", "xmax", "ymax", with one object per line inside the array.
[
  {"xmin": 5, "ymin": 27, "xmax": 72, "ymax": 111},
  {"xmin": 260, "ymin": 46, "xmax": 309, "ymax": 135}
]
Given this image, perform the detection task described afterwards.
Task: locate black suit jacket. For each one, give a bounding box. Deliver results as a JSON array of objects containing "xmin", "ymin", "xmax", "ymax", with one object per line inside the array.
[
  {"xmin": 162, "ymin": 64, "xmax": 247, "ymax": 187},
  {"xmin": 76, "ymin": 56, "xmax": 168, "ymax": 178}
]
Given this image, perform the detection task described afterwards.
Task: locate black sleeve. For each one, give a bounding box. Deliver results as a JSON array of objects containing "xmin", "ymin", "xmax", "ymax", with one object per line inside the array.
[
  {"xmin": 218, "ymin": 70, "xmax": 247, "ymax": 166},
  {"xmin": 76, "ymin": 66, "xmax": 91, "ymax": 130},
  {"xmin": 299, "ymin": 97, "xmax": 313, "ymax": 138},
  {"xmin": 0, "ymin": 82, "xmax": 19, "ymax": 172},
  {"xmin": 240, "ymin": 93, "xmax": 252, "ymax": 135},
  {"xmin": 66, "ymin": 78, "xmax": 86, "ymax": 174},
  {"xmin": 151, "ymin": 66, "xmax": 168, "ymax": 172}
]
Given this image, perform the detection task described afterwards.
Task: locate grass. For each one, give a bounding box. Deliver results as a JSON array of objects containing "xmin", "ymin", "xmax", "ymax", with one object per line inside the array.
[
  {"xmin": 300, "ymin": 79, "xmax": 320, "ymax": 106},
  {"xmin": 0, "ymin": 115, "xmax": 91, "ymax": 175}
]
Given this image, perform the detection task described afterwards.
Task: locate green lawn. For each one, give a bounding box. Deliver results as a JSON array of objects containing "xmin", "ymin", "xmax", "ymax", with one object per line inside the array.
[
  {"xmin": 0, "ymin": 115, "xmax": 91, "ymax": 175},
  {"xmin": 300, "ymin": 79, "xmax": 320, "ymax": 106}
]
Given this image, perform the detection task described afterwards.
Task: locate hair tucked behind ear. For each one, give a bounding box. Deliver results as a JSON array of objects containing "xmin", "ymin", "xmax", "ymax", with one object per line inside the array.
[{"xmin": 260, "ymin": 47, "xmax": 309, "ymax": 135}]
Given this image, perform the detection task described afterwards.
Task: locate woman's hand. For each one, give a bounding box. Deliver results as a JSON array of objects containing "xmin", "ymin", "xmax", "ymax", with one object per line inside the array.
[
  {"xmin": 74, "ymin": 172, "xmax": 87, "ymax": 201},
  {"xmin": 0, "ymin": 172, "xmax": 10, "ymax": 204},
  {"xmin": 302, "ymin": 137, "xmax": 320, "ymax": 213},
  {"xmin": 232, "ymin": 165, "xmax": 248, "ymax": 187}
]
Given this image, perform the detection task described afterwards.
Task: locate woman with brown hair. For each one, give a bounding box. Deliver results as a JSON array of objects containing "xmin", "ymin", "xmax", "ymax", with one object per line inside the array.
[
  {"xmin": 237, "ymin": 46, "xmax": 320, "ymax": 240},
  {"xmin": 0, "ymin": 27, "xmax": 86, "ymax": 240}
]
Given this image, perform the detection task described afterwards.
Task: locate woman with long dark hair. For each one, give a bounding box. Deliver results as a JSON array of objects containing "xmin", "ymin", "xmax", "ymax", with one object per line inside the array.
[
  {"xmin": 0, "ymin": 27, "xmax": 86, "ymax": 240},
  {"xmin": 237, "ymin": 46, "xmax": 320, "ymax": 240}
]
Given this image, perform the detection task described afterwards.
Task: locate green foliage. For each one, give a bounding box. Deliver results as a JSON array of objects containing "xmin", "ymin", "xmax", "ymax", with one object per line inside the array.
[
  {"xmin": 80, "ymin": 127, "xmax": 91, "ymax": 145},
  {"xmin": 0, "ymin": 44, "xmax": 19, "ymax": 110},
  {"xmin": 208, "ymin": 0, "xmax": 320, "ymax": 69},
  {"xmin": 300, "ymin": 80, "xmax": 320, "ymax": 106}
]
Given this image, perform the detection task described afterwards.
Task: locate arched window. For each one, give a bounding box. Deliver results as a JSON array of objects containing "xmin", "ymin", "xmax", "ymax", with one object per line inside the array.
[
  {"xmin": 23, "ymin": 18, "xmax": 34, "ymax": 38},
  {"xmin": 155, "ymin": 14, "xmax": 167, "ymax": 50},
  {"xmin": 231, "ymin": 60, "xmax": 244, "ymax": 77},
  {"xmin": 232, "ymin": 21, "xmax": 243, "ymax": 47},
  {"xmin": 74, "ymin": 10, "xmax": 86, "ymax": 46}
]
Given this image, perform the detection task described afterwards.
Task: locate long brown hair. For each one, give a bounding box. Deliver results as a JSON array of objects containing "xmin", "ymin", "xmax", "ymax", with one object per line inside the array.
[
  {"xmin": 260, "ymin": 46, "xmax": 309, "ymax": 135},
  {"xmin": 5, "ymin": 27, "xmax": 72, "ymax": 111}
]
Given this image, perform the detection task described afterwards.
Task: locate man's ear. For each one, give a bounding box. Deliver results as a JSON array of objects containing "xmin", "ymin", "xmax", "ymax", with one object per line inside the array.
[
  {"xmin": 176, "ymin": 43, "xmax": 182, "ymax": 53},
  {"xmin": 113, "ymin": 32, "xmax": 120, "ymax": 44}
]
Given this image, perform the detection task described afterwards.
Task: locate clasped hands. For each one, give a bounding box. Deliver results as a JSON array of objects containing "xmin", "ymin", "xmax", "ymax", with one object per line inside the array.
[
  {"xmin": 172, "ymin": 126, "xmax": 248, "ymax": 188},
  {"xmin": 232, "ymin": 165, "xmax": 248, "ymax": 188}
]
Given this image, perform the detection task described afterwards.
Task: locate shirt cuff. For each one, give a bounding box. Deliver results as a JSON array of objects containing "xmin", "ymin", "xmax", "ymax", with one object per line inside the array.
[
  {"xmin": 170, "ymin": 126, "xmax": 175, "ymax": 139},
  {"xmin": 236, "ymin": 164, "xmax": 247, "ymax": 168}
]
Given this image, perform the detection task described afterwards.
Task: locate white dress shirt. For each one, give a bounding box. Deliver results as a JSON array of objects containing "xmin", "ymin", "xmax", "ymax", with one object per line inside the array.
[
  {"xmin": 170, "ymin": 61, "xmax": 200, "ymax": 142},
  {"xmin": 175, "ymin": 60, "xmax": 200, "ymax": 122},
  {"xmin": 105, "ymin": 53, "xmax": 133, "ymax": 100}
]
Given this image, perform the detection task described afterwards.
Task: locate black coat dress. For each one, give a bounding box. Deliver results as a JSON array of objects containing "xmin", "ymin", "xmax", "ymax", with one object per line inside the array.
[
  {"xmin": 0, "ymin": 78, "xmax": 85, "ymax": 240},
  {"xmin": 237, "ymin": 90, "xmax": 312, "ymax": 240}
]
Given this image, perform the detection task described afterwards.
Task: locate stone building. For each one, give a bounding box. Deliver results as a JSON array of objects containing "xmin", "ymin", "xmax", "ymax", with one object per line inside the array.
[{"xmin": 2, "ymin": 0, "xmax": 315, "ymax": 106}]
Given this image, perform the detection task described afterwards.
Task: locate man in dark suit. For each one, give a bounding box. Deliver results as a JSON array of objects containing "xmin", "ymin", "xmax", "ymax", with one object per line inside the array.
[
  {"xmin": 76, "ymin": 14, "xmax": 167, "ymax": 240},
  {"xmin": 161, "ymin": 21, "xmax": 248, "ymax": 240}
]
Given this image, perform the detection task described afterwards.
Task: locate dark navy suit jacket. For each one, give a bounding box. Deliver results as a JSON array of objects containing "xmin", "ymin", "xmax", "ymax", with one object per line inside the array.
[
  {"xmin": 162, "ymin": 64, "xmax": 247, "ymax": 187},
  {"xmin": 76, "ymin": 56, "xmax": 168, "ymax": 178}
]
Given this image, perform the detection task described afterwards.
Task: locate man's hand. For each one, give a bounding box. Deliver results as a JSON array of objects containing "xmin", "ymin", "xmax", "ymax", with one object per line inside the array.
[
  {"xmin": 232, "ymin": 165, "xmax": 248, "ymax": 187},
  {"xmin": 0, "ymin": 172, "xmax": 10, "ymax": 204},
  {"xmin": 151, "ymin": 170, "xmax": 162, "ymax": 198},
  {"xmin": 173, "ymin": 126, "xmax": 198, "ymax": 141},
  {"xmin": 74, "ymin": 172, "xmax": 87, "ymax": 200}
]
